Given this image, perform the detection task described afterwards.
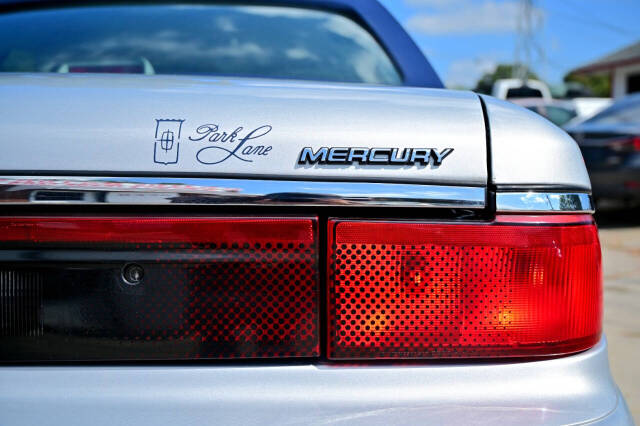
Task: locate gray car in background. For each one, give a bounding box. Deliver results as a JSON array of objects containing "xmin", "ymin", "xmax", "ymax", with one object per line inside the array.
[{"xmin": 567, "ymin": 93, "xmax": 640, "ymax": 207}]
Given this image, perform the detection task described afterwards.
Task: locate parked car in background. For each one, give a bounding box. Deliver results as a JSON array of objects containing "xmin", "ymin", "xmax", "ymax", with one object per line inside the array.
[
  {"xmin": 494, "ymin": 79, "xmax": 610, "ymax": 125},
  {"xmin": 0, "ymin": 0, "xmax": 633, "ymax": 425},
  {"xmin": 570, "ymin": 97, "xmax": 613, "ymax": 122},
  {"xmin": 567, "ymin": 93, "xmax": 640, "ymax": 207},
  {"xmin": 555, "ymin": 82, "xmax": 612, "ymax": 123},
  {"xmin": 511, "ymin": 97, "xmax": 578, "ymax": 127},
  {"xmin": 492, "ymin": 78, "xmax": 552, "ymax": 101}
]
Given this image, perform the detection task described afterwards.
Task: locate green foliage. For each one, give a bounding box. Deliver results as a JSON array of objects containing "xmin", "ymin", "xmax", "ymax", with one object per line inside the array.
[
  {"xmin": 473, "ymin": 64, "xmax": 539, "ymax": 94},
  {"xmin": 563, "ymin": 72, "xmax": 611, "ymax": 97}
]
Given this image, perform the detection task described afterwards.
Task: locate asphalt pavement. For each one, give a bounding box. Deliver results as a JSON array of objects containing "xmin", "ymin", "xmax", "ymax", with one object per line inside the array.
[{"xmin": 597, "ymin": 209, "xmax": 640, "ymax": 423}]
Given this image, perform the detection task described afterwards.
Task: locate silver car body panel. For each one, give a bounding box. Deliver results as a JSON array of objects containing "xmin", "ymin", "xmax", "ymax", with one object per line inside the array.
[
  {"xmin": 0, "ymin": 338, "xmax": 631, "ymax": 426},
  {"xmin": 0, "ymin": 75, "xmax": 628, "ymax": 425},
  {"xmin": 0, "ymin": 74, "xmax": 487, "ymax": 185},
  {"xmin": 481, "ymin": 95, "xmax": 592, "ymax": 191},
  {"xmin": 0, "ymin": 74, "xmax": 596, "ymax": 191}
]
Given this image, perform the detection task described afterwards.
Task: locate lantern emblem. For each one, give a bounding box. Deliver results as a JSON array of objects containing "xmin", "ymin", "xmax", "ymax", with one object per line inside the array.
[{"xmin": 154, "ymin": 119, "xmax": 185, "ymax": 165}]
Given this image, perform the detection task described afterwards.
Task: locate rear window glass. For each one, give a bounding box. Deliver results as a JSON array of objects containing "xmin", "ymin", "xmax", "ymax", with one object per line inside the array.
[
  {"xmin": 506, "ymin": 86, "xmax": 544, "ymax": 99},
  {"xmin": 0, "ymin": 4, "xmax": 402, "ymax": 85}
]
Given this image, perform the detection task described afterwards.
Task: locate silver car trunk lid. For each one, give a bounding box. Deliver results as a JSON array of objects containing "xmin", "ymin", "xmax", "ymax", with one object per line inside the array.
[{"xmin": 0, "ymin": 74, "xmax": 487, "ymax": 186}]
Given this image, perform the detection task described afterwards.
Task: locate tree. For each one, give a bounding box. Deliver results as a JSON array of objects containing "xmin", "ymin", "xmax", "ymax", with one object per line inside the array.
[
  {"xmin": 563, "ymin": 72, "xmax": 610, "ymax": 98},
  {"xmin": 473, "ymin": 64, "xmax": 539, "ymax": 94}
]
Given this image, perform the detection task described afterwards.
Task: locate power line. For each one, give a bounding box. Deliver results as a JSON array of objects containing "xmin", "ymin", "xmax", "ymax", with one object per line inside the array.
[
  {"xmin": 515, "ymin": 0, "xmax": 605, "ymax": 83},
  {"xmin": 548, "ymin": 0, "xmax": 637, "ymax": 37}
]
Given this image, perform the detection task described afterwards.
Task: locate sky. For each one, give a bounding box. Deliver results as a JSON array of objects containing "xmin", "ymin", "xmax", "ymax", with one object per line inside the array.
[{"xmin": 378, "ymin": 0, "xmax": 640, "ymax": 88}]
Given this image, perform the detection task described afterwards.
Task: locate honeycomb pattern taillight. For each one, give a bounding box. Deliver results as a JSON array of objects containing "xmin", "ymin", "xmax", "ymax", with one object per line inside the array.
[
  {"xmin": 328, "ymin": 216, "xmax": 602, "ymax": 359},
  {"xmin": 0, "ymin": 214, "xmax": 603, "ymax": 361},
  {"xmin": 0, "ymin": 217, "xmax": 319, "ymax": 361}
]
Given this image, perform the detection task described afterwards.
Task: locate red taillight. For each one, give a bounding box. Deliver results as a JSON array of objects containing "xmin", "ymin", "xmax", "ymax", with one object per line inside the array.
[
  {"xmin": 0, "ymin": 216, "xmax": 319, "ymax": 361},
  {"xmin": 611, "ymin": 135, "xmax": 640, "ymax": 152},
  {"xmin": 0, "ymin": 216, "xmax": 315, "ymax": 243},
  {"xmin": 328, "ymin": 215, "xmax": 602, "ymax": 359},
  {"xmin": 1, "ymin": 214, "xmax": 602, "ymax": 362}
]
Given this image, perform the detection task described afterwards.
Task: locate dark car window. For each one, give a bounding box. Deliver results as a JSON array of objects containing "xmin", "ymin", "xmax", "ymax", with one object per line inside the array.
[
  {"xmin": 585, "ymin": 96, "xmax": 640, "ymax": 125},
  {"xmin": 0, "ymin": 5, "xmax": 402, "ymax": 85},
  {"xmin": 506, "ymin": 86, "xmax": 544, "ymax": 99}
]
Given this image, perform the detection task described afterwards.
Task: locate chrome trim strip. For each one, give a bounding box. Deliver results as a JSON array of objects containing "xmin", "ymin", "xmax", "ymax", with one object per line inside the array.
[
  {"xmin": 496, "ymin": 192, "xmax": 594, "ymax": 213},
  {"xmin": 0, "ymin": 177, "xmax": 595, "ymax": 212},
  {"xmin": 0, "ymin": 176, "xmax": 486, "ymax": 208}
]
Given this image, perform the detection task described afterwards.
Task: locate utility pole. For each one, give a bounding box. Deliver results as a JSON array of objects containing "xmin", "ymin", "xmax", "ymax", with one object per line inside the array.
[{"xmin": 514, "ymin": 0, "xmax": 535, "ymax": 82}]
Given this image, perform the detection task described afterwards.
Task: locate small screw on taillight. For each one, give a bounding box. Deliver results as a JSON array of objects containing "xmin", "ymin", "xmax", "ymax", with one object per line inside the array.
[{"xmin": 122, "ymin": 263, "xmax": 144, "ymax": 285}]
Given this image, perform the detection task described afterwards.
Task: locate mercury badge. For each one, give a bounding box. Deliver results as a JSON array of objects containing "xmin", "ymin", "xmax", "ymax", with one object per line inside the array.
[{"xmin": 297, "ymin": 147, "xmax": 454, "ymax": 166}]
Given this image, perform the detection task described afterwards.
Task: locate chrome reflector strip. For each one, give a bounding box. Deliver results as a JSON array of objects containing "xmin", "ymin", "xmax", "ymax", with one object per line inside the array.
[
  {"xmin": 0, "ymin": 177, "xmax": 485, "ymax": 209},
  {"xmin": 496, "ymin": 192, "xmax": 594, "ymax": 213}
]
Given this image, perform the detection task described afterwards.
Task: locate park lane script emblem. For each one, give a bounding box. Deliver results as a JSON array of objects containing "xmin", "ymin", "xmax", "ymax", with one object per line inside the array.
[
  {"xmin": 297, "ymin": 147, "xmax": 454, "ymax": 166},
  {"xmin": 153, "ymin": 118, "xmax": 273, "ymax": 166}
]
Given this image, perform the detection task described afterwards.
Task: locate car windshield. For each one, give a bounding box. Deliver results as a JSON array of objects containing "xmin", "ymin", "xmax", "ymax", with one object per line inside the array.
[
  {"xmin": 585, "ymin": 96, "xmax": 640, "ymax": 125},
  {"xmin": 0, "ymin": 4, "xmax": 402, "ymax": 85},
  {"xmin": 544, "ymin": 106, "xmax": 577, "ymax": 127}
]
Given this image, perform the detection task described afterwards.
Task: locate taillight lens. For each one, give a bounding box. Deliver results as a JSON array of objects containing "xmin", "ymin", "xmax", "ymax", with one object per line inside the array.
[
  {"xmin": 610, "ymin": 135, "xmax": 640, "ymax": 152},
  {"xmin": 1, "ymin": 214, "xmax": 602, "ymax": 362},
  {"xmin": 0, "ymin": 216, "xmax": 319, "ymax": 361},
  {"xmin": 328, "ymin": 215, "xmax": 602, "ymax": 359}
]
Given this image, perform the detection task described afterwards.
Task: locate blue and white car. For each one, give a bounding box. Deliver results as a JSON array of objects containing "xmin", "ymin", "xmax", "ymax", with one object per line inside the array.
[{"xmin": 0, "ymin": 1, "xmax": 633, "ymax": 425}]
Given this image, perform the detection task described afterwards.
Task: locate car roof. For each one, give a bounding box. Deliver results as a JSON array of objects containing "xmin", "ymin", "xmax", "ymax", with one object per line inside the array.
[
  {"xmin": 612, "ymin": 92, "xmax": 640, "ymax": 107},
  {"xmin": 0, "ymin": 0, "xmax": 443, "ymax": 88},
  {"xmin": 566, "ymin": 94, "xmax": 640, "ymax": 132},
  {"xmin": 588, "ymin": 92, "xmax": 640, "ymax": 119}
]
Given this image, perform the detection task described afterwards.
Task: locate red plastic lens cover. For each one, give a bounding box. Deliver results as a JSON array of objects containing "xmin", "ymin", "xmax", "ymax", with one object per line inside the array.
[
  {"xmin": 0, "ymin": 216, "xmax": 320, "ymax": 361},
  {"xmin": 328, "ymin": 216, "xmax": 602, "ymax": 359}
]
